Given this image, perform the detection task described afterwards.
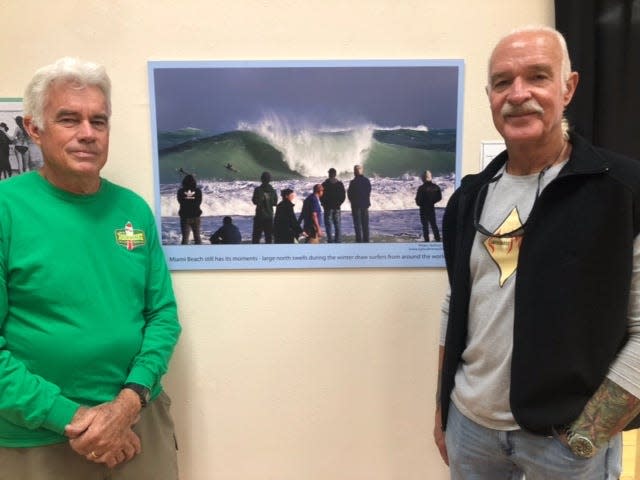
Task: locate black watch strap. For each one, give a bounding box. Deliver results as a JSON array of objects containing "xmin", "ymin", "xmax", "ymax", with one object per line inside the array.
[{"xmin": 123, "ymin": 383, "xmax": 151, "ymax": 408}]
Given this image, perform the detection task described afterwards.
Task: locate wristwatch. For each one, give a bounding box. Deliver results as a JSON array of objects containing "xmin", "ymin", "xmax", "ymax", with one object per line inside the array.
[
  {"xmin": 123, "ymin": 383, "xmax": 150, "ymax": 408},
  {"xmin": 566, "ymin": 430, "xmax": 597, "ymax": 458}
]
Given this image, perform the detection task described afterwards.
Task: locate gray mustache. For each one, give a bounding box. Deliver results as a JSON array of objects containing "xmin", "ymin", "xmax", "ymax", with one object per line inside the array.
[{"xmin": 501, "ymin": 100, "xmax": 544, "ymax": 117}]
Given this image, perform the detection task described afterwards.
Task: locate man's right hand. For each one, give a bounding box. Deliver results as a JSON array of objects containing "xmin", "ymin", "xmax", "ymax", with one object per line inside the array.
[
  {"xmin": 65, "ymin": 390, "xmax": 142, "ymax": 467},
  {"xmin": 434, "ymin": 407, "xmax": 449, "ymax": 465}
]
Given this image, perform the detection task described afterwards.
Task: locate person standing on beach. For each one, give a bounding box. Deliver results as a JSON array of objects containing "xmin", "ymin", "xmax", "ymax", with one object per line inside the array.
[
  {"xmin": 415, "ymin": 170, "xmax": 442, "ymax": 242},
  {"xmin": 274, "ymin": 188, "xmax": 303, "ymax": 243},
  {"xmin": 347, "ymin": 164, "xmax": 371, "ymax": 242},
  {"xmin": 299, "ymin": 184, "xmax": 324, "ymax": 243},
  {"xmin": 321, "ymin": 167, "xmax": 345, "ymax": 243},
  {"xmin": 13, "ymin": 116, "xmax": 31, "ymax": 173},
  {"xmin": 177, "ymin": 173, "xmax": 203, "ymax": 244},
  {"xmin": 251, "ymin": 171, "xmax": 278, "ymax": 244},
  {"xmin": 0, "ymin": 123, "xmax": 11, "ymax": 180}
]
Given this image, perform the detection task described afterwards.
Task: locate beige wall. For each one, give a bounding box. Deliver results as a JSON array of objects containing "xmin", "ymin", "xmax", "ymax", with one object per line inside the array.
[{"xmin": 1, "ymin": 1, "xmax": 554, "ymax": 478}]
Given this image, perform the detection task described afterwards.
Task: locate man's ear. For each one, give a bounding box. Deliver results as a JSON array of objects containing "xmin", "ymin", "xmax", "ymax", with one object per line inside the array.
[
  {"xmin": 22, "ymin": 116, "xmax": 42, "ymax": 145},
  {"xmin": 563, "ymin": 71, "xmax": 579, "ymax": 107}
]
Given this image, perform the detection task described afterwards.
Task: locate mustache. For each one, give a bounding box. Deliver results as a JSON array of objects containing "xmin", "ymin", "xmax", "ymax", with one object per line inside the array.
[{"xmin": 501, "ymin": 100, "xmax": 544, "ymax": 117}]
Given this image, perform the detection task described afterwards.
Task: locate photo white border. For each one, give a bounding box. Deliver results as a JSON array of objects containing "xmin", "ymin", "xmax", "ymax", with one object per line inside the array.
[{"xmin": 148, "ymin": 60, "xmax": 464, "ymax": 270}]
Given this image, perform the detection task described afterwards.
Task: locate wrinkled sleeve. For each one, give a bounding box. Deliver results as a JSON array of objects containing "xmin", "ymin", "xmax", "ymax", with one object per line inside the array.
[
  {"xmin": 0, "ymin": 206, "xmax": 79, "ymax": 435},
  {"xmin": 607, "ymin": 233, "xmax": 640, "ymax": 398},
  {"xmin": 124, "ymin": 208, "xmax": 181, "ymax": 392},
  {"xmin": 440, "ymin": 288, "xmax": 450, "ymax": 347}
]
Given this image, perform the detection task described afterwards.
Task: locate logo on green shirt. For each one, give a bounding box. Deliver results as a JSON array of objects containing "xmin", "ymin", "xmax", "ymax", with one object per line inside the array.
[{"xmin": 114, "ymin": 221, "xmax": 146, "ymax": 250}]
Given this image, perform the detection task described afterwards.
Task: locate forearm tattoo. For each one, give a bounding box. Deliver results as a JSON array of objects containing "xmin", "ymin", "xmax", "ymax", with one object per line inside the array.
[{"xmin": 571, "ymin": 378, "xmax": 640, "ymax": 448}]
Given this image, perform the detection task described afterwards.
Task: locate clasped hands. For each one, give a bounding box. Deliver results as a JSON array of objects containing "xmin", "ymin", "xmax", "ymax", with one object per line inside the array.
[{"xmin": 64, "ymin": 389, "xmax": 142, "ymax": 468}]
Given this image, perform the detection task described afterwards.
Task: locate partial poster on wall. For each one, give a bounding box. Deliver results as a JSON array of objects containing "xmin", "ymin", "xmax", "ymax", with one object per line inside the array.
[
  {"xmin": 148, "ymin": 60, "xmax": 463, "ymax": 270},
  {"xmin": 0, "ymin": 99, "xmax": 44, "ymax": 181}
]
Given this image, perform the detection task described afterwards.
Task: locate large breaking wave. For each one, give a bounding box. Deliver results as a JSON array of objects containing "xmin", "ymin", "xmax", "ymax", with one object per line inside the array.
[{"xmin": 236, "ymin": 113, "xmax": 428, "ymax": 178}]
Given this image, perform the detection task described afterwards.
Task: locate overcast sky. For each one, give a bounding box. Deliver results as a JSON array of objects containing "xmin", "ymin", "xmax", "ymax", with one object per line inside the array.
[{"xmin": 151, "ymin": 62, "xmax": 461, "ymax": 134}]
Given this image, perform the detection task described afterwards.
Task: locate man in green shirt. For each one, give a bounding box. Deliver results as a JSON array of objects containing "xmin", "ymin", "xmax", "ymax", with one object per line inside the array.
[{"xmin": 0, "ymin": 57, "xmax": 181, "ymax": 479}]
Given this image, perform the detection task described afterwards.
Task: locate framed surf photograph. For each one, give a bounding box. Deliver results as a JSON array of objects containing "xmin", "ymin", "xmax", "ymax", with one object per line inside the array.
[{"xmin": 148, "ymin": 60, "xmax": 464, "ymax": 270}]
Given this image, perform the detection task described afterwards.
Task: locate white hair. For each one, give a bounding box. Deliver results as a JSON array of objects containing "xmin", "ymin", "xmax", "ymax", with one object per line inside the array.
[{"xmin": 23, "ymin": 57, "xmax": 111, "ymax": 130}]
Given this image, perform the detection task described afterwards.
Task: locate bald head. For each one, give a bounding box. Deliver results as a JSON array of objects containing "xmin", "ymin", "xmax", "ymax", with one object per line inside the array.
[{"xmin": 488, "ymin": 26, "xmax": 572, "ymax": 93}]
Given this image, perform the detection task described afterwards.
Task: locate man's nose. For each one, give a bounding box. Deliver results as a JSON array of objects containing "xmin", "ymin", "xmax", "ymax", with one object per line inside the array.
[
  {"xmin": 506, "ymin": 77, "xmax": 532, "ymax": 104},
  {"xmin": 76, "ymin": 120, "xmax": 96, "ymax": 139}
]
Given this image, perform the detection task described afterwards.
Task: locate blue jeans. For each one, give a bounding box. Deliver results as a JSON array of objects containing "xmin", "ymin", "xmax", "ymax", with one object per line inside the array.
[
  {"xmin": 324, "ymin": 209, "xmax": 342, "ymax": 243},
  {"xmin": 445, "ymin": 403, "xmax": 621, "ymax": 480},
  {"xmin": 351, "ymin": 208, "xmax": 369, "ymax": 243}
]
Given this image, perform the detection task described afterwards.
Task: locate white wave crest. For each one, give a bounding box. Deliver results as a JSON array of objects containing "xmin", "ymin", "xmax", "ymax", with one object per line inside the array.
[{"xmin": 237, "ymin": 112, "xmax": 428, "ymax": 177}]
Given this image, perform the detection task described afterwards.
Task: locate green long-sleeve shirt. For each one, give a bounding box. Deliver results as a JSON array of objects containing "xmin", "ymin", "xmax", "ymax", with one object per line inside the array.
[{"xmin": 0, "ymin": 172, "xmax": 181, "ymax": 447}]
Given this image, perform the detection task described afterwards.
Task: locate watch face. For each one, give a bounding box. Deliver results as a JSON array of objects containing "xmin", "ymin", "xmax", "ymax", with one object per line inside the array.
[{"xmin": 570, "ymin": 436, "xmax": 596, "ymax": 458}]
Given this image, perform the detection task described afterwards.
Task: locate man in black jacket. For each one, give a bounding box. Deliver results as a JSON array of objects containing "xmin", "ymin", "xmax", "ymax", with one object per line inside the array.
[
  {"xmin": 251, "ymin": 171, "xmax": 277, "ymax": 244},
  {"xmin": 347, "ymin": 165, "xmax": 372, "ymax": 243},
  {"xmin": 321, "ymin": 168, "xmax": 346, "ymax": 243},
  {"xmin": 434, "ymin": 26, "xmax": 640, "ymax": 479},
  {"xmin": 415, "ymin": 170, "xmax": 442, "ymax": 242}
]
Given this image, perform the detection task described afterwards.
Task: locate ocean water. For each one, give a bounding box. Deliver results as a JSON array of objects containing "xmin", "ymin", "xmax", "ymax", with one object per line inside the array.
[
  {"xmin": 161, "ymin": 175, "xmax": 453, "ymax": 216},
  {"xmin": 160, "ymin": 175, "xmax": 452, "ymax": 245},
  {"xmin": 156, "ymin": 124, "xmax": 456, "ymax": 184},
  {"xmin": 158, "ymin": 122, "xmax": 456, "ymax": 245}
]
